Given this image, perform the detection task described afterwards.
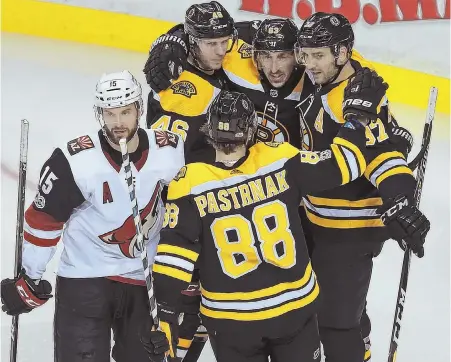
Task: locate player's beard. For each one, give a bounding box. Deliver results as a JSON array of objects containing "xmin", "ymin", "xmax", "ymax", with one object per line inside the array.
[{"xmin": 103, "ymin": 124, "xmax": 138, "ymax": 145}]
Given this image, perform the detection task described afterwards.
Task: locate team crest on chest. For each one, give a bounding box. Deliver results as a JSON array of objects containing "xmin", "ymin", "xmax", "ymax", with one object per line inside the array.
[
  {"xmin": 154, "ymin": 130, "xmax": 179, "ymax": 148},
  {"xmin": 238, "ymin": 43, "xmax": 252, "ymax": 59},
  {"xmin": 98, "ymin": 183, "xmax": 163, "ymax": 258},
  {"xmin": 67, "ymin": 135, "xmax": 94, "ymax": 156},
  {"xmin": 170, "ymin": 81, "xmax": 197, "ymax": 98}
]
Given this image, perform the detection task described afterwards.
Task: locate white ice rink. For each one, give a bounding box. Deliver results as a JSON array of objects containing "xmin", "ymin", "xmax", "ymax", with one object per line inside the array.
[{"xmin": 1, "ymin": 33, "xmax": 449, "ymax": 362}]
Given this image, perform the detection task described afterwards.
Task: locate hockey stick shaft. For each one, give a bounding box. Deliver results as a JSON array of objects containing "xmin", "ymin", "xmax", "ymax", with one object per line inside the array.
[
  {"xmin": 118, "ymin": 139, "xmax": 161, "ymax": 329},
  {"xmin": 10, "ymin": 120, "xmax": 30, "ymax": 362},
  {"xmin": 387, "ymin": 87, "xmax": 438, "ymax": 362}
]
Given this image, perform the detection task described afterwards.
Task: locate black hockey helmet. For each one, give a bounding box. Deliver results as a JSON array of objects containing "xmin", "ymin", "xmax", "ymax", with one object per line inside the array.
[
  {"xmin": 296, "ymin": 12, "xmax": 354, "ymax": 56},
  {"xmin": 205, "ymin": 91, "xmax": 257, "ymax": 145},
  {"xmin": 185, "ymin": 1, "xmax": 236, "ymax": 40},
  {"xmin": 252, "ymin": 18, "xmax": 298, "ymax": 53}
]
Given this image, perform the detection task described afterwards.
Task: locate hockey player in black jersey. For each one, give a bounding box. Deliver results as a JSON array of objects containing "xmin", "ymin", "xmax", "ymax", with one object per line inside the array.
[
  {"xmin": 144, "ymin": 1, "xmax": 235, "ymax": 165},
  {"xmin": 294, "ymin": 12, "xmax": 431, "ymax": 362},
  {"xmin": 140, "ymin": 87, "xmax": 383, "ymax": 362},
  {"xmin": 145, "ymin": 13, "xmax": 316, "ymax": 149},
  {"xmin": 1, "ymin": 71, "xmax": 185, "ymax": 362}
]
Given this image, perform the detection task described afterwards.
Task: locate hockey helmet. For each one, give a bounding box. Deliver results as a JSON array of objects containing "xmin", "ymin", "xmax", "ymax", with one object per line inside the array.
[
  {"xmin": 296, "ymin": 12, "xmax": 354, "ymax": 57},
  {"xmin": 252, "ymin": 18, "xmax": 298, "ymax": 53},
  {"xmin": 94, "ymin": 70, "xmax": 143, "ymax": 140},
  {"xmin": 205, "ymin": 91, "xmax": 257, "ymax": 145},
  {"xmin": 185, "ymin": 1, "xmax": 236, "ymax": 40}
]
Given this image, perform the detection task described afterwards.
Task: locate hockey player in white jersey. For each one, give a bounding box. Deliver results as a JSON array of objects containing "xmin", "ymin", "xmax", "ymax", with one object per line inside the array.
[{"xmin": 0, "ymin": 70, "xmax": 184, "ymax": 362}]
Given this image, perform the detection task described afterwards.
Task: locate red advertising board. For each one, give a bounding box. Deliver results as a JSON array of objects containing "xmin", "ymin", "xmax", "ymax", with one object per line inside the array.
[{"xmin": 240, "ymin": 0, "xmax": 450, "ymax": 25}]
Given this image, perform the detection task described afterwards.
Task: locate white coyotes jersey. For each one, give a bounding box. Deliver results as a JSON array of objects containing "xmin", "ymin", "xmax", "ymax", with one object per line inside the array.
[{"xmin": 22, "ymin": 129, "xmax": 184, "ymax": 280}]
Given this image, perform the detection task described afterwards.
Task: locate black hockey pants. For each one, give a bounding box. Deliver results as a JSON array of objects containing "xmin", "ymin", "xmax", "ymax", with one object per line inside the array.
[{"xmin": 53, "ymin": 276, "xmax": 152, "ymax": 362}]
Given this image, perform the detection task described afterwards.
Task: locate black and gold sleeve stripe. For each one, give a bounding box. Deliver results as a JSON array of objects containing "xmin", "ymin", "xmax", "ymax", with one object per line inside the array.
[
  {"xmin": 331, "ymin": 136, "xmax": 367, "ymax": 185},
  {"xmin": 364, "ymin": 151, "xmax": 413, "ymax": 188},
  {"xmin": 153, "ymin": 244, "xmax": 199, "ymax": 283}
]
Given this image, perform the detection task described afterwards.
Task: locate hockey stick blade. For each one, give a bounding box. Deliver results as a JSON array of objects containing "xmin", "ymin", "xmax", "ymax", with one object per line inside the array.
[{"xmin": 387, "ymin": 87, "xmax": 437, "ymax": 362}]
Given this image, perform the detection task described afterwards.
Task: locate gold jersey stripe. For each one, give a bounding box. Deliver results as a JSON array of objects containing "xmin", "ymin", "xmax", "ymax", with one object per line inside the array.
[
  {"xmin": 334, "ymin": 136, "xmax": 367, "ymax": 173},
  {"xmin": 364, "ymin": 151, "xmax": 406, "ymax": 179},
  {"xmin": 201, "ymin": 263, "xmax": 313, "ymax": 301},
  {"xmin": 331, "ymin": 144, "xmax": 350, "ymax": 185},
  {"xmin": 305, "ymin": 208, "xmax": 384, "ymax": 228},
  {"xmin": 152, "ymin": 264, "xmax": 192, "ymax": 283},
  {"xmin": 156, "ymin": 244, "xmax": 199, "ymax": 262},
  {"xmin": 200, "ymin": 281, "xmax": 319, "ymax": 321},
  {"xmin": 177, "ymin": 338, "xmax": 192, "ymax": 349},
  {"xmin": 375, "ymin": 165, "xmax": 413, "ymax": 187},
  {"xmin": 306, "ymin": 195, "xmax": 383, "ymax": 208}
]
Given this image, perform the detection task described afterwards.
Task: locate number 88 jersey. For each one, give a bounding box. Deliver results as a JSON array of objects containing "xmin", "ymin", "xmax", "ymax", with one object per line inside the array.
[{"xmin": 153, "ymin": 132, "xmax": 369, "ymax": 337}]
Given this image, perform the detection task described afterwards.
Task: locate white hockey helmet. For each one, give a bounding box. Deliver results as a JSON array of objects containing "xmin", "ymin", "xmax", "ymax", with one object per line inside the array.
[{"xmin": 94, "ymin": 70, "xmax": 144, "ymax": 125}]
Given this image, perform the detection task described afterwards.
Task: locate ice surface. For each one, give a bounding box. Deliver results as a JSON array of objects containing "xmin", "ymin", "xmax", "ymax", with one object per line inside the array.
[{"xmin": 1, "ymin": 33, "xmax": 449, "ymax": 362}]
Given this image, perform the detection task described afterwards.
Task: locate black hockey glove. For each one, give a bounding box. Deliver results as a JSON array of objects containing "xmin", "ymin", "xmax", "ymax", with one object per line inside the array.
[
  {"xmin": 343, "ymin": 67, "xmax": 389, "ymax": 123},
  {"xmin": 143, "ymin": 33, "xmax": 188, "ymax": 93},
  {"xmin": 140, "ymin": 304, "xmax": 181, "ymax": 362},
  {"xmin": 1, "ymin": 269, "xmax": 52, "ymax": 316},
  {"xmin": 378, "ymin": 195, "xmax": 430, "ymax": 258}
]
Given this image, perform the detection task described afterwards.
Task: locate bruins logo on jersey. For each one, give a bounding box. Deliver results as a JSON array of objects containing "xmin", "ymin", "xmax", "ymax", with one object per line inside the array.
[
  {"xmin": 238, "ymin": 43, "xmax": 253, "ymax": 59},
  {"xmin": 255, "ymin": 111, "xmax": 290, "ymax": 144},
  {"xmin": 264, "ymin": 141, "xmax": 281, "ymax": 148},
  {"xmin": 170, "ymin": 81, "xmax": 197, "ymax": 98},
  {"xmin": 173, "ymin": 166, "xmax": 187, "ymax": 181}
]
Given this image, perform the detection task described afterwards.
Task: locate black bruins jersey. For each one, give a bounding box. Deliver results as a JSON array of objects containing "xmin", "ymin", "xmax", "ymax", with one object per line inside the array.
[
  {"xmin": 222, "ymin": 37, "xmax": 315, "ymax": 148},
  {"xmin": 147, "ymin": 63, "xmax": 228, "ymax": 164},
  {"xmin": 298, "ymin": 52, "xmax": 416, "ymax": 242},
  {"xmin": 152, "ymin": 127, "xmax": 369, "ymax": 337}
]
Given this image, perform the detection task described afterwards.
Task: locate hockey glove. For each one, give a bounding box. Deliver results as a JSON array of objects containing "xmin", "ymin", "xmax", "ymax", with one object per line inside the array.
[
  {"xmin": 140, "ymin": 304, "xmax": 181, "ymax": 362},
  {"xmin": 378, "ymin": 195, "xmax": 430, "ymax": 258},
  {"xmin": 343, "ymin": 67, "xmax": 389, "ymax": 123},
  {"xmin": 143, "ymin": 33, "xmax": 188, "ymax": 93},
  {"xmin": 1, "ymin": 269, "xmax": 52, "ymax": 316}
]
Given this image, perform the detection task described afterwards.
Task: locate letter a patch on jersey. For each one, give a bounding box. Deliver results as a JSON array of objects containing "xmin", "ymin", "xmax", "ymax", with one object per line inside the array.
[
  {"xmin": 67, "ymin": 135, "xmax": 94, "ymax": 156},
  {"xmin": 155, "ymin": 130, "xmax": 179, "ymax": 148},
  {"xmin": 103, "ymin": 181, "xmax": 113, "ymax": 204}
]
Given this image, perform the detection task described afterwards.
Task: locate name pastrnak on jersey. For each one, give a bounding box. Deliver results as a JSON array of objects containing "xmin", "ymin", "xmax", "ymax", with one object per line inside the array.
[
  {"xmin": 147, "ymin": 64, "xmax": 225, "ymax": 164},
  {"xmin": 152, "ymin": 128, "xmax": 368, "ymax": 336},
  {"xmin": 298, "ymin": 52, "xmax": 416, "ymax": 241},
  {"xmin": 222, "ymin": 38, "xmax": 315, "ymax": 148}
]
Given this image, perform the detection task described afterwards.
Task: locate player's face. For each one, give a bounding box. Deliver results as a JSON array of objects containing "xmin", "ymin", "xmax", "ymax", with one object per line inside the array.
[
  {"xmin": 196, "ymin": 36, "xmax": 231, "ymax": 70},
  {"xmin": 296, "ymin": 47, "xmax": 338, "ymax": 85},
  {"xmin": 102, "ymin": 104, "xmax": 138, "ymax": 144},
  {"xmin": 256, "ymin": 50, "xmax": 296, "ymax": 88}
]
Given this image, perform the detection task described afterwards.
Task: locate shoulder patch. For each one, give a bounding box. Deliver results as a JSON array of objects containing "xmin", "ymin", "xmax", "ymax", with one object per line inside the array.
[
  {"xmin": 264, "ymin": 141, "xmax": 282, "ymax": 148},
  {"xmin": 67, "ymin": 135, "xmax": 94, "ymax": 156},
  {"xmin": 238, "ymin": 43, "xmax": 253, "ymax": 59},
  {"xmin": 170, "ymin": 81, "xmax": 197, "ymax": 98},
  {"xmin": 173, "ymin": 166, "xmax": 187, "ymax": 181},
  {"xmin": 154, "ymin": 130, "xmax": 179, "ymax": 148}
]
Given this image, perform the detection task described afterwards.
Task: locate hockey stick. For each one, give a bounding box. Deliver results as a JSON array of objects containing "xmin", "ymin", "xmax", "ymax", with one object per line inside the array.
[
  {"xmin": 387, "ymin": 87, "xmax": 438, "ymax": 362},
  {"xmin": 10, "ymin": 119, "xmax": 30, "ymax": 362},
  {"xmin": 119, "ymin": 139, "xmax": 168, "ymax": 361}
]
